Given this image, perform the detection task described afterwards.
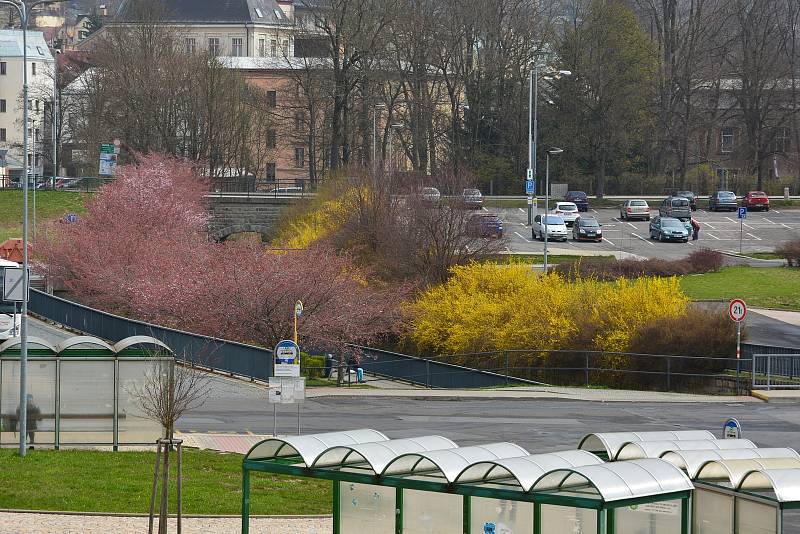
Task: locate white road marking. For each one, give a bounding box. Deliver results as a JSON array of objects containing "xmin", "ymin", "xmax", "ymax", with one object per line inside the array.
[
  {"xmin": 742, "ymin": 221, "xmax": 754, "ymax": 229},
  {"xmin": 482, "ymin": 206, "xmax": 488, "ymax": 211},
  {"xmin": 518, "ymin": 208, "xmax": 525, "ymax": 213},
  {"xmin": 725, "ymin": 217, "xmax": 736, "ymax": 223},
  {"xmin": 613, "ymin": 217, "xmax": 622, "ymax": 222},
  {"xmin": 780, "ymin": 222, "xmax": 792, "ymax": 229},
  {"xmin": 746, "ymin": 232, "xmax": 762, "ymax": 241},
  {"xmin": 602, "ymin": 237, "xmax": 615, "ymax": 246},
  {"xmin": 688, "ymin": 241, "xmax": 694, "ymax": 246},
  {"xmin": 631, "ymin": 233, "xmax": 655, "ymax": 246},
  {"xmin": 707, "ymin": 232, "xmax": 721, "ymax": 240},
  {"xmin": 514, "ymin": 231, "xmax": 532, "ymax": 243},
  {"xmin": 627, "ymin": 222, "xmax": 636, "ymax": 229},
  {"xmin": 704, "ymin": 222, "xmax": 716, "ymax": 230},
  {"xmin": 773, "ymin": 210, "xmax": 781, "ymax": 214},
  {"xmin": 764, "ymin": 218, "xmax": 776, "ymax": 225},
  {"xmin": 591, "ymin": 209, "xmax": 598, "ymax": 214}
]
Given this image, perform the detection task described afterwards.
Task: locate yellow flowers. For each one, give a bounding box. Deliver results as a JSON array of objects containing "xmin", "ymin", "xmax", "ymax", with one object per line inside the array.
[{"xmin": 407, "ymin": 263, "xmax": 688, "ymax": 354}]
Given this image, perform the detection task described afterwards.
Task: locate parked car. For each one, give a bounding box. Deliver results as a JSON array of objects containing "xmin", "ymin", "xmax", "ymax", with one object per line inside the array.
[
  {"xmin": 467, "ymin": 213, "xmax": 503, "ymax": 237},
  {"xmin": 550, "ymin": 202, "xmax": 579, "ymax": 226},
  {"xmin": 55, "ymin": 178, "xmax": 79, "ymax": 189},
  {"xmin": 421, "ymin": 187, "xmax": 441, "ymax": 205},
  {"xmin": 619, "ymin": 199, "xmax": 651, "ymax": 221},
  {"xmin": 462, "ymin": 188, "xmax": 483, "ymax": 209},
  {"xmin": 675, "ymin": 190, "xmax": 697, "ymax": 211},
  {"xmin": 268, "ymin": 186, "xmax": 304, "ymax": 195},
  {"xmin": 742, "ymin": 191, "xmax": 770, "ymax": 211},
  {"xmin": 649, "ymin": 216, "xmax": 689, "ymax": 242},
  {"xmin": 709, "ymin": 190, "xmax": 738, "ymax": 212},
  {"xmin": 564, "ymin": 191, "xmax": 589, "ymax": 212},
  {"xmin": 658, "ymin": 196, "xmax": 691, "ymax": 220},
  {"xmin": 572, "ymin": 216, "xmax": 603, "ymax": 242},
  {"xmin": 532, "ymin": 214, "xmax": 568, "ymax": 242}
]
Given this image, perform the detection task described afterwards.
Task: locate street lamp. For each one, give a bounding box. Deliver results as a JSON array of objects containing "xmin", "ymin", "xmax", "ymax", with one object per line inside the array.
[
  {"xmin": 0, "ymin": 0, "xmax": 66, "ymax": 458},
  {"xmin": 528, "ymin": 67, "xmax": 571, "ymax": 225},
  {"xmin": 388, "ymin": 122, "xmax": 403, "ymax": 173},
  {"xmin": 371, "ymin": 103, "xmax": 385, "ymax": 176},
  {"xmin": 543, "ymin": 147, "xmax": 564, "ymax": 274}
]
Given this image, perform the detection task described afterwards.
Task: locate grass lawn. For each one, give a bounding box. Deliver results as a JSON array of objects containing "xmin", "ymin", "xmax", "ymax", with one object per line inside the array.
[
  {"xmin": 681, "ymin": 266, "xmax": 800, "ymax": 310},
  {"xmin": 484, "ymin": 254, "xmax": 615, "ymax": 264},
  {"xmin": 0, "ymin": 448, "xmax": 331, "ymax": 515},
  {"xmin": 0, "ymin": 190, "xmax": 88, "ymax": 243}
]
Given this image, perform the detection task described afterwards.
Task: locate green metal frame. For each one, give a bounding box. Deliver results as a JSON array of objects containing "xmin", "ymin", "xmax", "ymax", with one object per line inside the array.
[{"xmin": 241, "ymin": 456, "xmax": 693, "ymax": 534}]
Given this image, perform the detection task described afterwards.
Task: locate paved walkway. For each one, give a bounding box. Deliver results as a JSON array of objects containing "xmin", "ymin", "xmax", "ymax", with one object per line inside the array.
[
  {"xmin": 0, "ymin": 512, "xmax": 331, "ymax": 534},
  {"xmin": 751, "ymin": 307, "xmax": 800, "ymax": 327}
]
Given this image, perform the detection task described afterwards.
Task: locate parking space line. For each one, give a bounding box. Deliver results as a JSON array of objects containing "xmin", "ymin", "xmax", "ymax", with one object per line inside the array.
[
  {"xmin": 631, "ymin": 232, "xmax": 655, "ymax": 246},
  {"xmin": 746, "ymin": 232, "xmax": 762, "ymax": 241},
  {"xmin": 514, "ymin": 231, "xmax": 532, "ymax": 243},
  {"xmin": 742, "ymin": 221, "xmax": 754, "ymax": 229},
  {"xmin": 780, "ymin": 222, "xmax": 792, "ymax": 229},
  {"xmin": 591, "ymin": 209, "xmax": 598, "ymax": 214},
  {"xmin": 764, "ymin": 218, "xmax": 776, "ymax": 225},
  {"xmin": 704, "ymin": 222, "xmax": 716, "ymax": 230},
  {"xmin": 707, "ymin": 232, "xmax": 721, "ymax": 240},
  {"xmin": 482, "ymin": 207, "xmax": 488, "ymax": 211},
  {"xmin": 627, "ymin": 222, "xmax": 636, "ymax": 229},
  {"xmin": 773, "ymin": 210, "xmax": 781, "ymax": 214},
  {"xmin": 602, "ymin": 237, "xmax": 615, "ymax": 246},
  {"xmin": 518, "ymin": 208, "xmax": 525, "ymax": 213}
]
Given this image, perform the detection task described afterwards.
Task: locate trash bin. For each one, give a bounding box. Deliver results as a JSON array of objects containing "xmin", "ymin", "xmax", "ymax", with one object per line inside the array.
[
  {"xmin": 356, "ymin": 367, "xmax": 364, "ymax": 383},
  {"xmin": 323, "ymin": 354, "xmax": 334, "ymax": 378}
]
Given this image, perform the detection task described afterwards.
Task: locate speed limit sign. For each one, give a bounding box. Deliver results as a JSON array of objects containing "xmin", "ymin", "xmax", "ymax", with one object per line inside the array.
[{"xmin": 729, "ymin": 299, "xmax": 747, "ymax": 322}]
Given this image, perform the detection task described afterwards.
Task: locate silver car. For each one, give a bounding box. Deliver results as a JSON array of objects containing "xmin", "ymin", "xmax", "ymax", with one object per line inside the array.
[
  {"xmin": 619, "ymin": 199, "xmax": 651, "ymax": 221},
  {"xmin": 532, "ymin": 214, "xmax": 568, "ymax": 242}
]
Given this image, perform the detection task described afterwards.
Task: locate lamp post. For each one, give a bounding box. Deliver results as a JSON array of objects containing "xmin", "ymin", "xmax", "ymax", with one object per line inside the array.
[
  {"xmin": 528, "ymin": 67, "xmax": 571, "ymax": 226},
  {"xmin": 543, "ymin": 147, "xmax": 563, "ymax": 274},
  {"xmin": 1, "ymin": 0, "xmax": 65, "ymax": 458},
  {"xmin": 388, "ymin": 122, "xmax": 403, "ymax": 173},
  {"xmin": 371, "ymin": 103, "xmax": 385, "ymax": 176}
]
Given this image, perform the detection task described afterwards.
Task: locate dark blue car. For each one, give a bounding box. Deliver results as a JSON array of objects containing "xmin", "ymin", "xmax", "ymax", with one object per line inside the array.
[
  {"xmin": 468, "ymin": 214, "xmax": 504, "ymax": 238},
  {"xmin": 565, "ymin": 191, "xmax": 589, "ymax": 212}
]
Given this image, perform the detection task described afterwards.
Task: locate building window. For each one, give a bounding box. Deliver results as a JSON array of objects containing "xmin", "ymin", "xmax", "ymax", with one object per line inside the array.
[
  {"xmin": 294, "ymin": 147, "xmax": 305, "ymax": 168},
  {"xmin": 720, "ymin": 127, "xmax": 735, "ymax": 153},
  {"xmin": 266, "ymin": 162, "xmax": 276, "ymax": 181},
  {"xmin": 34, "ymin": 128, "xmax": 40, "ymax": 141},
  {"xmin": 294, "ymin": 111, "xmax": 305, "ymax": 131},
  {"xmin": 258, "ymin": 38, "xmax": 265, "ymax": 57},
  {"xmin": 267, "ymin": 129, "xmax": 276, "ymax": 148},
  {"xmin": 270, "ymin": 39, "xmax": 277, "ymax": 57},
  {"xmin": 31, "ymin": 62, "xmax": 36, "ymax": 75},
  {"xmin": 772, "ymin": 127, "xmax": 791, "ymax": 153},
  {"xmin": 0, "ymin": 128, "xmax": 5, "ymax": 141},
  {"xmin": 296, "ymin": 14, "xmax": 303, "ymax": 26},
  {"xmin": 282, "ymin": 40, "xmax": 289, "ymax": 56},
  {"xmin": 232, "ymin": 37, "xmax": 243, "ymax": 57},
  {"xmin": 35, "ymin": 100, "xmax": 40, "ymax": 112},
  {"xmin": 208, "ymin": 37, "xmax": 221, "ymax": 56},
  {"xmin": 266, "ymin": 90, "xmax": 277, "ymax": 108},
  {"xmin": 0, "ymin": 99, "xmax": 5, "ymax": 113},
  {"xmin": 0, "ymin": 62, "xmax": 6, "ymax": 75},
  {"xmin": 185, "ymin": 37, "xmax": 196, "ymax": 54}
]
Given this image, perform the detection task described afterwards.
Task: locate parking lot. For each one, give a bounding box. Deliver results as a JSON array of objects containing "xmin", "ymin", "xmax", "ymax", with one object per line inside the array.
[{"xmin": 491, "ymin": 204, "xmax": 800, "ymax": 261}]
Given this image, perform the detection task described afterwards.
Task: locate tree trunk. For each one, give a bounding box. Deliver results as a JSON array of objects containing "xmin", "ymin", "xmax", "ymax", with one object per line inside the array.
[
  {"xmin": 596, "ymin": 152, "xmax": 607, "ymax": 199},
  {"xmin": 158, "ymin": 437, "xmax": 171, "ymax": 534}
]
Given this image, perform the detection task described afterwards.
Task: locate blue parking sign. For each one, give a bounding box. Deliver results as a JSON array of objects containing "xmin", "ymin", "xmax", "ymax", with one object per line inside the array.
[
  {"xmin": 525, "ymin": 179, "xmax": 534, "ymax": 195},
  {"xmin": 738, "ymin": 207, "xmax": 747, "ymax": 219}
]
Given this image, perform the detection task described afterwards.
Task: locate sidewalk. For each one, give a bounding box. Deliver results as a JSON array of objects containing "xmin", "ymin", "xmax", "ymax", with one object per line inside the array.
[
  {"xmin": 0, "ymin": 512, "xmax": 330, "ymax": 534},
  {"xmin": 751, "ymin": 307, "xmax": 800, "ymax": 327},
  {"xmin": 306, "ymin": 385, "xmax": 758, "ymax": 403}
]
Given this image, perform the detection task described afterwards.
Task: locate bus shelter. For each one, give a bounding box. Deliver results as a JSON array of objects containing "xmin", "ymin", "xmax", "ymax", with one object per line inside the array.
[
  {"xmin": 242, "ymin": 429, "xmax": 694, "ymax": 534},
  {"xmin": 0, "ymin": 335, "xmax": 172, "ymax": 448}
]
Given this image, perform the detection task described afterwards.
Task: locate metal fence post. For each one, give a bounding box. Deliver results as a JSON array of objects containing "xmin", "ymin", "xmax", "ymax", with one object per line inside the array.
[
  {"xmin": 55, "ymin": 357, "xmax": 60, "ymax": 450},
  {"xmin": 426, "ymin": 360, "xmax": 430, "ymax": 388},
  {"xmin": 505, "ymin": 351, "xmax": 509, "ymax": 386},
  {"xmin": 585, "ymin": 353, "xmax": 590, "ymax": 386},
  {"xmin": 666, "ymin": 357, "xmax": 671, "ymax": 391},
  {"xmin": 113, "ymin": 357, "xmax": 119, "ymax": 451},
  {"xmin": 766, "ymin": 356, "xmax": 772, "ymax": 391}
]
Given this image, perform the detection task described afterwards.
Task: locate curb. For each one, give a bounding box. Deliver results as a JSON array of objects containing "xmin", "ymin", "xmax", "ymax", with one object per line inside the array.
[
  {"xmin": 750, "ymin": 391, "xmax": 769, "ymax": 402},
  {"xmin": 0, "ymin": 509, "xmax": 331, "ymax": 519}
]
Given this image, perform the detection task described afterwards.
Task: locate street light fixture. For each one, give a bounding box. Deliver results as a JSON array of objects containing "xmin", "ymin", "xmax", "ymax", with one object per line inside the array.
[
  {"xmin": 528, "ymin": 66, "xmax": 571, "ymax": 226},
  {"xmin": 543, "ymin": 147, "xmax": 564, "ymax": 274},
  {"xmin": 0, "ymin": 0, "xmax": 67, "ymax": 458}
]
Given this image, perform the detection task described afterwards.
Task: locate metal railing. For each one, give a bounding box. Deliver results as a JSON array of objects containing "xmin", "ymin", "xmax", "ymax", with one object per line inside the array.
[
  {"xmin": 208, "ymin": 177, "xmax": 317, "ymax": 197},
  {"xmin": 752, "ymin": 353, "xmax": 800, "ymax": 390}
]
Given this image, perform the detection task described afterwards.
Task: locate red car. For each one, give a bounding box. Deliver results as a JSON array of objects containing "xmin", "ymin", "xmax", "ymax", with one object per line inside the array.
[{"xmin": 743, "ymin": 191, "xmax": 770, "ymax": 211}]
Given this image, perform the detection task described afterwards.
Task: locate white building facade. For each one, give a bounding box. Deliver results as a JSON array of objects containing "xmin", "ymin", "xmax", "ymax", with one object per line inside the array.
[{"xmin": 0, "ymin": 30, "xmax": 54, "ymax": 185}]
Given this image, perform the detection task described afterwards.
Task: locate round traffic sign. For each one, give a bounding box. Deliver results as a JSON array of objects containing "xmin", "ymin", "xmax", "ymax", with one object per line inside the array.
[{"xmin": 729, "ymin": 299, "xmax": 747, "ymax": 322}]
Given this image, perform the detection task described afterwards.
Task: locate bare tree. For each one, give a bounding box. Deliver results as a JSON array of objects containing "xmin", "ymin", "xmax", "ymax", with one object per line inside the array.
[{"xmin": 129, "ymin": 354, "xmax": 211, "ymax": 534}]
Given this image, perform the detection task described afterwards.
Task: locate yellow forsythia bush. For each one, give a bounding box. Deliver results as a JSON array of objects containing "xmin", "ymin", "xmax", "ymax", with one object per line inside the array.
[
  {"xmin": 273, "ymin": 185, "xmax": 364, "ymax": 249},
  {"xmin": 407, "ymin": 263, "xmax": 688, "ymax": 354}
]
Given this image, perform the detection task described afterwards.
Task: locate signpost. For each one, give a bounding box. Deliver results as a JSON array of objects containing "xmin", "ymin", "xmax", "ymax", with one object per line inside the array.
[
  {"xmin": 723, "ymin": 418, "xmax": 742, "ymax": 439},
  {"xmin": 737, "ymin": 207, "xmax": 747, "ymax": 253},
  {"xmin": 99, "ymin": 143, "xmax": 118, "ymax": 177},
  {"xmin": 729, "ymin": 298, "xmax": 747, "ymax": 395},
  {"xmin": 268, "ymin": 376, "xmax": 306, "ymax": 436},
  {"xmin": 2, "ymin": 267, "xmax": 28, "ymax": 302},
  {"xmin": 525, "ymin": 177, "xmax": 535, "ymax": 225},
  {"xmin": 274, "ymin": 339, "xmax": 300, "ymax": 377},
  {"xmin": 293, "ymin": 300, "xmax": 303, "ymax": 344}
]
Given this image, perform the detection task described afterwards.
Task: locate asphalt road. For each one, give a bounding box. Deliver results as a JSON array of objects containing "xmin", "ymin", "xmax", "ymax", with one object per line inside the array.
[
  {"xmin": 177, "ymin": 376, "xmax": 800, "ymax": 452},
  {"xmin": 495, "ymin": 206, "xmax": 800, "ymax": 261}
]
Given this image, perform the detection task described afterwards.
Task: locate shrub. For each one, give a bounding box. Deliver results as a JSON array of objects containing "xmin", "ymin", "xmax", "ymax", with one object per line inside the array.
[
  {"xmin": 776, "ymin": 239, "xmax": 800, "ymax": 267},
  {"xmin": 554, "ymin": 248, "xmax": 723, "ymax": 280},
  {"xmin": 301, "ymin": 354, "xmax": 327, "ymax": 378},
  {"xmin": 406, "ymin": 263, "xmax": 688, "ymax": 354}
]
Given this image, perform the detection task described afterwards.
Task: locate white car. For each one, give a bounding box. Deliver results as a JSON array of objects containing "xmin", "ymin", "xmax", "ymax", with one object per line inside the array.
[
  {"xmin": 550, "ymin": 202, "xmax": 579, "ymax": 226},
  {"xmin": 532, "ymin": 214, "xmax": 568, "ymax": 242}
]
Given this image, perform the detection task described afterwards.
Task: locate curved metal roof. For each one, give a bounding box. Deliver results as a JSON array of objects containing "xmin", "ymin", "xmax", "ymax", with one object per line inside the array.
[
  {"xmin": 54, "ymin": 336, "xmax": 115, "ymax": 353},
  {"xmin": 245, "ymin": 429, "xmax": 389, "ymax": 465},
  {"xmin": 530, "ymin": 459, "xmax": 693, "ymax": 502},
  {"xmin": 112, "ymin": 336, "xmax": 173, "ymax": 353},
  {"xmin": 615, "ymin": 439, "xmax": 756, "ymax": 461},
  {"xmin": 662, "ymin": 448, "xmax": 800, "ymax": 478},
  {"xmin": 695, "ymin": 458, "xmax": 800, "ymax": 486},
  {"xmin": 737, "ymin": 469, "xmax": 800, "ymax": 502},
  {"xmin": 454, "ymin": 450, "xmax": 603, "ymax": 490},
  {"xmin": 311, "ymin": 436, "xmax": 457, "ymax": 473},
  {"xmin": 382, "ymin": 442, "xmax": 529, "ymax": 482},
  {"xmin": 0, "ymin": 336, "xmax": 58, "ymax": 353},
  {"xmin": 578, "ymin": 430, "xmax": 715, "ymax": 458}
]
